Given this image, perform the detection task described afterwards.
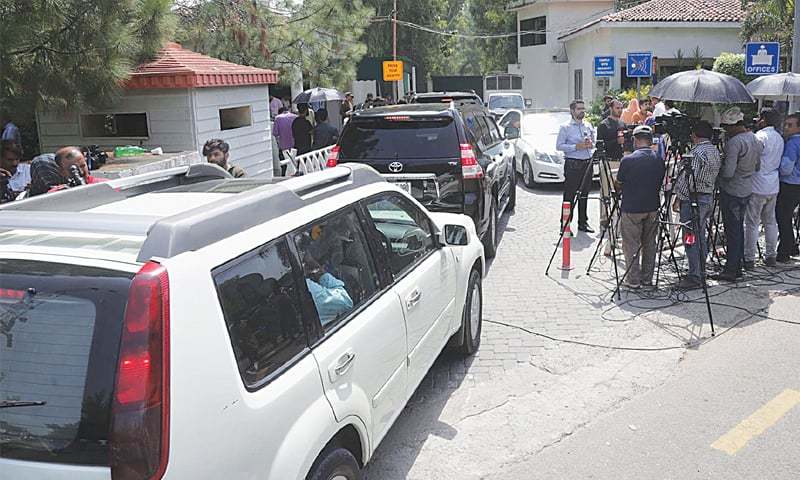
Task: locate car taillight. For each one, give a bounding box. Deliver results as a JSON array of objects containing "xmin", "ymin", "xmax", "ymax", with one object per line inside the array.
[
  {"xmin": 460, "ymin": 143, "xmax": 483, "ymax": 180},
  {"xmin": 110, "ymin": 261, "xmax": 170, "ymax": 480},
  {"xmin": 327, "ymin": 145, "xmax": 340, "ymax": 167}
]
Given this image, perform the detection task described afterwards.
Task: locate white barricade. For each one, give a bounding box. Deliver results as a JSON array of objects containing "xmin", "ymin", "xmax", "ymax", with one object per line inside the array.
[{"xmin": 280, "ymin": 146, "xmax": 334, "ymax": 176}]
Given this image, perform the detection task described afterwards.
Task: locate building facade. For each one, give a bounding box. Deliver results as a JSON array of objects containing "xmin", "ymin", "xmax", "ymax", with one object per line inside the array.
[{"xmin": 510, "ymin": 0, "xmax": 744, "ymax": 109}]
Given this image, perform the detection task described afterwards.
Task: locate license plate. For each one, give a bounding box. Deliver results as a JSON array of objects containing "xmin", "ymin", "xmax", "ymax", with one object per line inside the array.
[{"xmin": 395, "ymin": 182, "xmax": 412, "ymax": 194}]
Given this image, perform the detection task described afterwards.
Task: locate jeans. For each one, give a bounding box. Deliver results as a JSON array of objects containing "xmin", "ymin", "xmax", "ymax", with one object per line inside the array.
[
  {"xmin": 620, "ymin": 211, "xmax": 658, "ymax": 284},
  {"xmin": 776, "ymin": 183, "xmax": 800, "ymax": 256},
  {"xmin": 720, "ymin": 191, "xmax": 751, "ymax": 274},
  {"xmin": 563, "ymin": 159, "xmax": 592, "ymax": 226},
  {"xmin": 679, "ymin": 194, "xmax": 713, "ymax": 281},
  {"xmin": 744, "ymin": 193, "xmax": 778, "ymax": 262}
]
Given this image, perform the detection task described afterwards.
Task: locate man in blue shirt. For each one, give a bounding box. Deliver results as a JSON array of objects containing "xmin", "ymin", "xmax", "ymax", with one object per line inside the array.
[
  {"xmin": 615, "ymin": 126, "xmax": 666, "ymax": 288},
  {"xmin": 776, "ymin": 113, "xmax": 800, "ymax": 262},
  {"xmin": 556, "ymin": 99, "xmax": 596, "ymax": 233}
]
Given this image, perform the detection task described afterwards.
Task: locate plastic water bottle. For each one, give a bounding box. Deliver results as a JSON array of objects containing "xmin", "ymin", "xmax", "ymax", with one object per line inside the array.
[{"xmin": 114, "ymin": 146, "xmax": 148, "ymax": 158}]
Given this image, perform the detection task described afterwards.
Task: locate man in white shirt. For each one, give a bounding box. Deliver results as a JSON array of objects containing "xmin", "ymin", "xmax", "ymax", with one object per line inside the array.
[
  {"xmin": 745, "ymin": 108, "xmax": 784, "ymax": 267},
  {"xmin": 0, "ymin": 140, "xmax": 30, "ymax": 202},
  {"xmin": 651, "ymin": 96, "xmax": 666, "ymax": 118}
]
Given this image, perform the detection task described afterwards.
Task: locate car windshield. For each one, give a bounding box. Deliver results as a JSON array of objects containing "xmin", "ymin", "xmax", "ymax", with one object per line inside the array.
[
  {"xmin": 0, "ymin": 259, "xmax": 132, "ymax": 466},
  {"xmin": 522, "ymin": 112, "xmax": 572, "ymax": 150},
  {"xmin": 489, "ymin": 96, "xmax": 524, "ymax": 110},
  {"xmin": 339, "ymin": 117, "xmax": 459, "ymax": 160}
]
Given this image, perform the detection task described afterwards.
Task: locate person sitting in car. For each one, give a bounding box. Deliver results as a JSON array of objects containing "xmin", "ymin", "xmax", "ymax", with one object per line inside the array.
[{"xmin": 302, "ymin": 254, "xmax": 353, "ymax": 326}]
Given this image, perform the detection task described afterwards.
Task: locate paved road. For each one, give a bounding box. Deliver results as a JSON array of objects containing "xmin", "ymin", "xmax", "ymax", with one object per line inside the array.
[{"xmin": 364, "ymin": 181, "xmax": 800, "ymax": 479}]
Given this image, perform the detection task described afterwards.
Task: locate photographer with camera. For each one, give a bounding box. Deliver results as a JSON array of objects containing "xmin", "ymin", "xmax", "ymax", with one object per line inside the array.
[
  {"xmin": 744, "ymin": 108, "xmax": 783, "ymax": 268},
  {"xmin": 616, "ymin": 126, "xmax": 665, "ymax": 289},
  {"xmin": 0, "ymin": 140, "xmax": 29, "ymax": 203},
  {"xmin": 715, "ymin": 108, "xmax": 763, "ymax": 282},
  {"xmin": 672, "ymin": 121, "xmax": 722, "ymax": 290},
  {"xmin": 47, "ymin": 147, "xmax": 108, "ymax": 193},
  {"xmin": 597, "ymin": 99, "xmax": 625, "ymax": 252},
  {"xmin": 557, "ymin": 100, "xmax": 596, "ymax": 233}
]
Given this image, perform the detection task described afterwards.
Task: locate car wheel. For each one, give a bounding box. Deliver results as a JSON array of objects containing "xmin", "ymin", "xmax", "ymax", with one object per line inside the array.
[
  {"xmin": 482, "ymin": 198, "xmax": 498, "ymax": 259},
  {"xmin": 457, "ymin": 268, "xmax": 483, "ymax": 355},
  {"xmin": 507, "ymin": 161, "xmax": 517, "ymax": 212},
  {"xmin": 306, "ymin": 447, "xmax": 361, "ymax": 480},
  {"xmin": 522, "ymin": 156, "xmax": 535, "ymax": 188}
]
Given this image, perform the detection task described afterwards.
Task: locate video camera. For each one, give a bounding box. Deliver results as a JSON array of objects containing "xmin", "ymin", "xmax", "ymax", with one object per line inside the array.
[
  {"xmin": 654, "ymin": 113, "xmax": 694, "ymax": 144},
  {"xmin": 0, "ymin": 175, "xmax": 14, "ymax": 203},
  {"xmin": 82, "ymin": 145, "xmax": 108, "ymax": 171},
  {"xmin": 67, "ymin": 165, "xmax": 86, "ymax": 188}
]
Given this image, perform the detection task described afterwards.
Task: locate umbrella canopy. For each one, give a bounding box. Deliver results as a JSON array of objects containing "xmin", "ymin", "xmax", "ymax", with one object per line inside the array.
[
  {"xmin": 293, "ymin": 87, "xmax": 345, "ymax": 104},
  {"xmin": 649, "ymin": 69, "xmax": 754, "ymax": 104},
  {"xmin": 746, "ymin": 73, "xmax": 800, "ymax": 97}
]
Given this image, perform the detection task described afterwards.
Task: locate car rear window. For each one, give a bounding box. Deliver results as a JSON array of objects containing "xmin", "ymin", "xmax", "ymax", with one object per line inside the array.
[
  {"xmin": 340, "ymin": 117, "xmax": 459, "ymax": 160},
  {"xmin": 0, "ymin": 259, "xmax": 132, "ymax": 466}
]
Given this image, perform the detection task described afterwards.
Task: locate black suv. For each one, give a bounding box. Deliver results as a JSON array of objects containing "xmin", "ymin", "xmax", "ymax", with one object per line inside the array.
[
  {"xmin": 411, "ymin": 91, "xmax": 484, "ymax": 106},
  {"xmin": 330, "ymin": 103, "xmax": 516, "ymax": 258}
]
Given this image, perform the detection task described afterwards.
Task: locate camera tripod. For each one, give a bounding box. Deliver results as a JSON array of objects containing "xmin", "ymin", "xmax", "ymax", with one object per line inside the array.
[{"xmin": 585, "ymin": 152, "xmax": 622, "ymax": 299}]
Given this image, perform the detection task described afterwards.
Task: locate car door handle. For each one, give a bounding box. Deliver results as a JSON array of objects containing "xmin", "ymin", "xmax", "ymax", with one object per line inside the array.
[
  {"xmin": 406, "ymin": 289, "xmax": 423, "ymax": 309},
  {"xmin": 329, "ymin": 350, "xmax": 356, "ymax": 381}
]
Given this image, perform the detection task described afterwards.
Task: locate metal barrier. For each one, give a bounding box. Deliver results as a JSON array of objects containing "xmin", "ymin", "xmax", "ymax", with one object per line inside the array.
[{"xmin": 280, "ymin": 146, "xmax": 333, "ymax": 176}]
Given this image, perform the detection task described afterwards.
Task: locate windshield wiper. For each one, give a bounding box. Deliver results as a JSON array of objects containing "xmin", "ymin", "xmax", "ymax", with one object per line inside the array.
[{"xmin": 0, "ymin": 400, "xmax": 47, "ymax": 409}]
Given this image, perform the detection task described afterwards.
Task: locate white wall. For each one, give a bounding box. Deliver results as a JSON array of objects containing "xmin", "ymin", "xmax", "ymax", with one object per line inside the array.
[
  {"xmin": 37, "ymin": 89, "xmax": 194, "ymax": 153},
  {"xmin": 192, "ymin": 85, "xmax": 273, "ymax": 178},
  {"xmin": 516, "ymin": 0, "xmax": 613, "ymax": 109},
  {"xmin": 564, "ymin": 24, "xmax": 742, "ymax": 104}
]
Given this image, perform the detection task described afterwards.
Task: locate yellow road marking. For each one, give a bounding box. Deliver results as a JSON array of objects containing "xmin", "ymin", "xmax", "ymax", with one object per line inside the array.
[{"xmin": 711, "ymin": 389, "xmax": 800, "ymax": 455}]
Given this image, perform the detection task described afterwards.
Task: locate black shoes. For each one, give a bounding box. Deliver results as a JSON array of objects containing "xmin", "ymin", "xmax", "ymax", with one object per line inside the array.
[
  {"xmin": 776, "ymin": 254, "xmax": 792, "ymax": 263},
  {"xmin": 712, "ymin": 271, "xmax": 738, "ymax": 282},
  {"xmin": 678, "ymin": 277, "xmax": 702, "ymax": 290},
  {"xmin": 578, "ymin": 224, "xmax": 595, "ymax": 233}
]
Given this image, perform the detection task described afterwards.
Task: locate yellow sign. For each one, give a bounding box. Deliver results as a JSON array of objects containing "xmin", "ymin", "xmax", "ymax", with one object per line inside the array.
[{"xmin": 383, "ymin": 61, "xmax": 404, "ymax": 82}]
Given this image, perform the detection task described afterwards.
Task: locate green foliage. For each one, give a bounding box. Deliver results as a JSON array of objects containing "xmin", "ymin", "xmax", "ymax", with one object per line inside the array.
[
  {"xmin": 469, "ymin": 0, "xmax": 517, "ymax": 74},
  {"xmin": 712, "ymin": 53, "xmax": 748, "ymax": 84},
  {"xmin": 176, "ymin": 0, "xmax": 372, "ymax": 89},
  {"xmin": 740, "ymin": 0, "xmax": 794, "ymax": 67},
  {"xmin": 0, "ymin": 0, "xmax": 175, "ymax": 113}
]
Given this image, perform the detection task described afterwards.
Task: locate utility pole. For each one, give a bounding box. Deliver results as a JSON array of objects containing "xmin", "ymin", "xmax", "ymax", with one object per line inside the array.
[{"xmin": 393, "ymin": 0, "xmax": 398, "ymax": 102}]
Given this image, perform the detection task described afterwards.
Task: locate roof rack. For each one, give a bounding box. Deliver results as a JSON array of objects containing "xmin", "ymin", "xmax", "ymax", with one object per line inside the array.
[{"xmin": 0, "ymin": 164, "xmax": 385, "ymax": 262}]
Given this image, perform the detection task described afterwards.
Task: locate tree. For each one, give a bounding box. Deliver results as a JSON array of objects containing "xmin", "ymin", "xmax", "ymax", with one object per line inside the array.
[
  {"xmin": 740, "ymin": 0, "xmax": 794, "ymax": 68},
  {"xmin": 175, "ymin": 0, "xmax": 373, "ymax": 89},
  {"xmin": 469, "ymin": 0, "xmax": 517, "ymax": 74},
  {"xmin": 0, "ymin": 0, "xmax": 176, "ymax": 112}
]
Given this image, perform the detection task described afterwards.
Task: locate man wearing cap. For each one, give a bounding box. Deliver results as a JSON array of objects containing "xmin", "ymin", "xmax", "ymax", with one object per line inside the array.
[
  {"xmin": 615, "ymin": 126, "xmax": 665, "ymax": 289},
  {"xmin": 716, "ymin": 107, "xmax": 763, "ymax": 282}
]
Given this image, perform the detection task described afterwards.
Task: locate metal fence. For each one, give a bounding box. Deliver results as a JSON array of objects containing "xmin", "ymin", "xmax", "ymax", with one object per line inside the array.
[{"xmin": 279, "ymin": 146, "xmax": 333, "ymax": 176}]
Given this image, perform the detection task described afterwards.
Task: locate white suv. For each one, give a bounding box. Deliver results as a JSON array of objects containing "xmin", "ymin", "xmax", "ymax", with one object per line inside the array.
[{"xmin": 0, "ymin": 163, "xmax": 484, "ymax": 480}]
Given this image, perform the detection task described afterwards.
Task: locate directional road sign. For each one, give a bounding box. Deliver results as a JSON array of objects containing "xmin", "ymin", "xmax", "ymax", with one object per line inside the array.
[
  {"xmin": 745, "ymin": 42, "xmax": 780, "ymax": 76},
  {"xmin": 626, "ymin": 52, "xmax": 652, "ymax": 78},
  {"xmin": 594, "ymin": 56, "xmax": 615, "ymax": 77}
]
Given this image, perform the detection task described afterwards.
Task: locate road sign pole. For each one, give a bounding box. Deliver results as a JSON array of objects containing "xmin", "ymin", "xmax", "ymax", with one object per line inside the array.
[
  {"xmin": 636, "ymin": 77, "xmax": 641, "ymax": 101},
  {"xmin": 393, "ymin": 0, "xmax": 398, "ymax": 102}
]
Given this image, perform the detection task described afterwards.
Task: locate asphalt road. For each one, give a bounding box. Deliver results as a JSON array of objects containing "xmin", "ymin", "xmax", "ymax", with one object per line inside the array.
[{"xmin": 495, "ymin": 292, "xmax": 800, "ymax": 479}]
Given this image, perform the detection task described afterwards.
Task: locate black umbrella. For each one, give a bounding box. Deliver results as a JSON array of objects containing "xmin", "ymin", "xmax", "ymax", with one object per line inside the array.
[
  {"xmin": 293, "ymin": 87, "xmax": 345, "ymax": 104},
  {"xmin": 746, "ymin": 72, "xmax": 800, "ymax": 97},
  {"xmin": 649, "ymin": 69, "xmax": 754, "ymax": 104}
]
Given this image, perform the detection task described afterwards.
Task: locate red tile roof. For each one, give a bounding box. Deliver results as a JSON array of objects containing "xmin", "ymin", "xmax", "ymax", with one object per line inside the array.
[
  {"xmin": 126, "ymin": 42, "xmax": 278, "ymax": 90},
  {"xmin": 559, "ymin": 0, "xmax": 743, "ymax": 39}
]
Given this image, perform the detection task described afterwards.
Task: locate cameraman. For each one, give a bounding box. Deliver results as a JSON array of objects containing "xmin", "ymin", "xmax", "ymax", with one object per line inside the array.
[
  {"xmin": 745, "ymin": 108, "xmax": 783, "ymax": 268},
  {"xmin": 616, "ymin": 126, "xmax": 665, "ymax": 289},
  {"xmin": 716, "ymin": 108, "xmax": 763, "ymax": 282},
  {"xmin": 672, "ymin": 121, "xmax": 722, "ymax": 290},
  {"xmin": 557, "ymin": 100, "xmax": 596, "ymax": 233},
  {"xmin": 49, "ymin": 147, "xmax": 108, "ymax": 192},
  {"xmin": 596, "ymin": 99, "xmax": 624, "ymax": 252}
]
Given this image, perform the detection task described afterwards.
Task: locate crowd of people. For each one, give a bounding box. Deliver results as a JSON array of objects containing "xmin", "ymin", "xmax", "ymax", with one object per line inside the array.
[{"xmin": 558, "ymin": 97, "xmax": 800, "ymax": 291}]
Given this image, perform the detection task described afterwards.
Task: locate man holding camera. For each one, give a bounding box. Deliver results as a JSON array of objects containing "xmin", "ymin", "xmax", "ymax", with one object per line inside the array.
[
  {"xmin": 715, "ymin": 107, "xmax": 763, "ymax": 282},
  {"xmin": 616, "ymin": 126, "xmax": 665, "ymax": 289},
  {"xmin": 745, "ymin": 108, "xmax": 783, "ymax": 268},
  {"xmin": 673, "ymin": 121, "xmax": 722, "ymax": 289},
  {"xmin": 596, "ymin": 99, "xmax": 625, "ymax": 252},
  {"xmin": 557, "ymin": 99, "xmax": 596, "ymax": 233}
]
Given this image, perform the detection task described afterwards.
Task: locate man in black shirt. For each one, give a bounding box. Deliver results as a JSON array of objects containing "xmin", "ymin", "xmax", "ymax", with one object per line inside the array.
[
  {"xmin": 616, "ymin": 126, "xmax": 666, "ymax": 289},
  {"xmin": 601, "ymin": 95, "xmax": 614, "ymax": 120},
  {"xmin": 292, "ymin": 104, "xmax": 314, "ymax": 155},
  {"xmin": 597, "ymin": 99, "xmax": 625, "ymax": 241}
]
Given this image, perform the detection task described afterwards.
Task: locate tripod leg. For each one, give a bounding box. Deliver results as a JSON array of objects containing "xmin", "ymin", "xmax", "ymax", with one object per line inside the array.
[{"xmin": 546, "ymin": 160, "xmax": 592, "ymax": 275}]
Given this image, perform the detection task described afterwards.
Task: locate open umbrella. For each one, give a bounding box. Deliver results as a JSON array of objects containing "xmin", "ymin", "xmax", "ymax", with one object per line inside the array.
[
  {"xmin": 746, "ymin": 72, "xmax": 800, "ymax": 97},
  {"xmin": 649, "ymin": 69, "xmax": 754, "ymax": 104},
  {"xmin": 293, "ymin": 87, "xmax": 345, "ymax": 104}
]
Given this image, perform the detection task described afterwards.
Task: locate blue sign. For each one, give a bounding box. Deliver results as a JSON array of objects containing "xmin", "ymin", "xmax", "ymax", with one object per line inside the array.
[
  {"xmin": 745, "ymin": 42, "xmax": 780, "ymax": 75},
  {"xmin": 594, "ymin": 56, "xmax": 615, "ymax": 77},
  {"xmin": 626, "ymin": 52, "xmax": 652, "ymax": 78}
]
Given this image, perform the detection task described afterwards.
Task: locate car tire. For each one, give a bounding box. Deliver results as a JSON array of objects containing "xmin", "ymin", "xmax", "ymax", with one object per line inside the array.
[
  {"xmin": 507, "ymin": 161, "xmax": 517, "ymax": 212},
  {"xmin": 482, "ymin": 197, "xmax": 498, "ymax": 259},
  {"xmin": 457, "ymin": 268, "xmax": 483, "ymax": 355},
  {"xmin": 306, "ymin": 447, "xmax": 361, "ymax": 480},
  {"xmin": 522, "ymin": 156, "xmax": 535, "ymax": 188}
]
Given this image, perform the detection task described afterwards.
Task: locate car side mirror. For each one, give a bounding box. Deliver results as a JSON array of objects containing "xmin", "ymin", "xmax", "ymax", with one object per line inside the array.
[
  {"xmin": 441, "ymin": 224, "xmax": 468, "ymax": 246},
  {"xmin": 504, "ymin": 129, "xmax": 520, "ymax": 140},
  {"xmin": 524, "ymin": 99, "xmax": 533, "ymax": 108}
]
